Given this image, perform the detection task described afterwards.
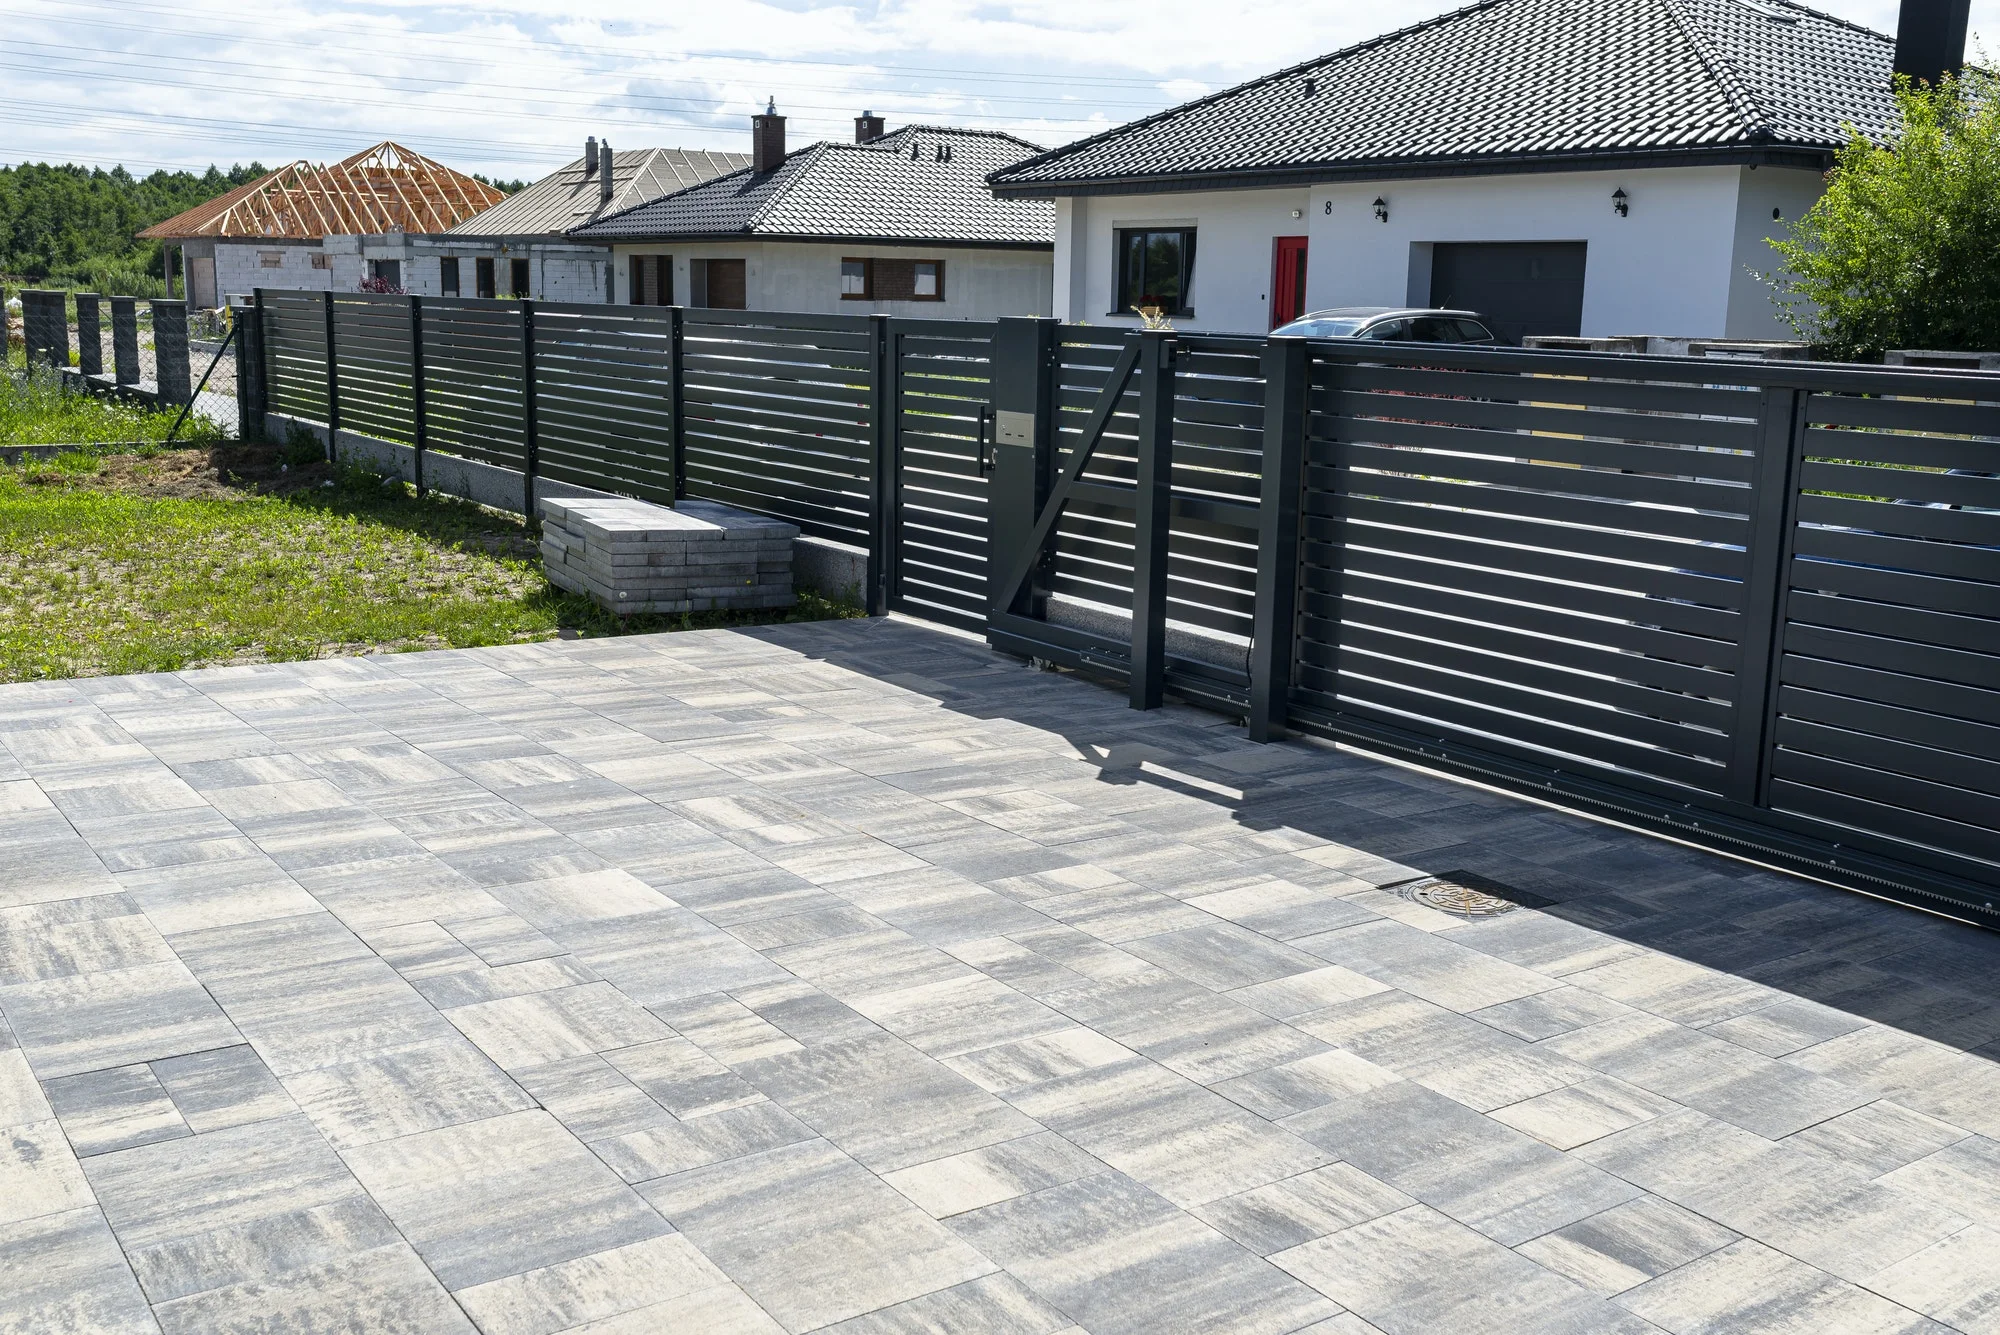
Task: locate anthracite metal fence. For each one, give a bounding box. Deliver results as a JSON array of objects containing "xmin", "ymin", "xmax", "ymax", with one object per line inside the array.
[{"xmin": 244, "ymin": 288, "xmax": 2000, "ymax": 930}]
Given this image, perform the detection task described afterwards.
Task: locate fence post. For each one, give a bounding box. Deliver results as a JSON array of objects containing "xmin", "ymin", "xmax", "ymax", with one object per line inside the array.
[
  {"xmin": 21, "ymin": 291, "xmax": 63, "ymax": 370},
  {"xmin": 668, "ymin": 305, "xmax": 686, "ymax": 501},
  {"xmin": 1129, "ymin": 329, "xmax": 1176, "ymax": 711},
  {"xmin": 75, "ymin": 294, "xmax": 102, "ymax": 378},
  {"xmin": 110, "ymin": 296, "xmax": 140, "ymax": 386},
  {"xmin": 322, "ymin": 291, "xmax": 339, "ymax": 459},
  {"xmin": 151, "ymin": 300, "xmax": 191, "ymax": 406},
  {"xmin": 989, "ymin": 317, "xmax": 1060, "ymax": 622},
  {"xmin": 863, "ymin": 313, "xmax": 893, "ymax": 615},
  {"xmin": 521, "ymin": 299, "xmax": 539, "ymax": 518},
  {"xmin": 244, "ymin": 289, "xmax": 268, "ymax": 434},
  {"xmin": 1249, "ymin": 335, "xmax": 1309, "ymax": 741},
  {"xmin": 409, "ymin": 294, "xmax": 427, "ymax": 496},
  {"xmin": 1727, "ymin": 384, "xmax": 1807, "ymax": 807}
]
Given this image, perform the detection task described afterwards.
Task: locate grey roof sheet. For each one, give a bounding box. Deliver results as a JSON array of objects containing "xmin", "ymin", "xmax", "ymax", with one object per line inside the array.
[
  {"xmin": 450, "ymin": 147, "xmax": 750, "ymax": 237},
  {"xmin": 570, "ymin": 126, "xmax": 1052, "ymax": 245},
  {"xmin": 988, "ymin": 0, "xmax": 1900, "ymax": 192}
]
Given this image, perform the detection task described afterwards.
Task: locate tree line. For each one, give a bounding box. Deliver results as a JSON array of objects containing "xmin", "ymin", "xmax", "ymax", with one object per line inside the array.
[{"xmin": 0, "ymin": 161, "xmax": 274, "ymax": 298}]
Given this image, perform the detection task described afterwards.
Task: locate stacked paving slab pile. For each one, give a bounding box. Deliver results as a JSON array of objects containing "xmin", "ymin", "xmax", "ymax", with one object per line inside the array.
[{"xmin": 540, "ymin": 496, "xmax": 797, "ymax": 615}]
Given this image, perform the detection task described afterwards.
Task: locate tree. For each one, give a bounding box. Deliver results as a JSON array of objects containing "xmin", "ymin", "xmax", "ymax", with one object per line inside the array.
[
  {"xmin": 0, "ymin": 161, "xmax": 267, "ymax": 295},
  {"xmin": 1767, "ymin": 72, "xmax": 2000, "ymax": 361}
]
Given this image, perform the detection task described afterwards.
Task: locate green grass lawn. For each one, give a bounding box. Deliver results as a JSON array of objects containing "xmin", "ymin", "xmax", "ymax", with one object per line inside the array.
[{"xmin": 0, "ymin": 438, "xmax": 860, "ymax": 683}]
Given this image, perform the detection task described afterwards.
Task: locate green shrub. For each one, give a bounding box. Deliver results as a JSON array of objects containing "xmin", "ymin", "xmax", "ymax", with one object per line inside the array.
[{"xmin": 1767, "ymin": 72, "xmax": 2000, "ymax": 360}]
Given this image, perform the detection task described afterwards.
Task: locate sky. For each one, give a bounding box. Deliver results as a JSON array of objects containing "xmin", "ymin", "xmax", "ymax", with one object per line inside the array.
[{"xmin": 3, "ymin": 0, "xmax": 1996, "ymax": 182}]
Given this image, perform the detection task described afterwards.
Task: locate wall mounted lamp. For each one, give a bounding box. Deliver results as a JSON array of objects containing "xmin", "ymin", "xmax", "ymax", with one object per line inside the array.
[
  {"xmin": 1372, "ymin": 197, "xmax": 1389, "ymax": 223},
  {"xmin": 1290, "ymin": 208, "xmax": 1303, "ymax": 219},
  {"xmin": 1613, "ymin": 188, "xmax": 1630, "ymax": 217}
]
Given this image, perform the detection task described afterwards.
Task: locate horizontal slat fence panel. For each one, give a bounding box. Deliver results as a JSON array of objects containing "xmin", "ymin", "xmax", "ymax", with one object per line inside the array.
[
  {"xmin": 332, "ymin": 295, "xmax": 414, "ymax": 444},
  {"xmin": 679, "ymin": 310, "xmax": 875, "ymax": 546},
  {"xmin": 1050, "ymin": 328, "xmax": 1143, "ymax": 614},
  {"xmin": 1046, "ymin": 329, "xmax": 1265, "ymax": 646},
  {"xmin": 262, "ymin": 292, "xmax": 328, "ymax": 423},
  {"xmin": 1769, "ymin": 390, "xmax": 2000, "ymax": 878},
  {"xmin": 1170, "ymin": 335, "xmax": 1263, "ymax": 645},
  {"xmin": 421, "ymin": 299, "xmax": 525, "ymax": 470},
  {"xmin": 532, "ymin": 303, "xmax": 677, "ymax": 504},
  {"xmin": 1294, "ymin": 349, "xmax": 1764, "ymax": 803},
  {"xmin": 891, "ymin": 319, "xmax": 994, "ymax": 631}
]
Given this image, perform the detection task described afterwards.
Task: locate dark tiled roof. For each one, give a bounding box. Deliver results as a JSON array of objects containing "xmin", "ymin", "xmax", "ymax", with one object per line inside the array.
[
  {"xmin": 571, "ymin": 126, "xmax": 1053, "ymax": 245},
  {"xmin": 451, "ymin": 148, "xmax": 749, "ymax": 237},
  {"xmin": 988, "ymin": 0, "xmax": 1899, "ymax": 194}
]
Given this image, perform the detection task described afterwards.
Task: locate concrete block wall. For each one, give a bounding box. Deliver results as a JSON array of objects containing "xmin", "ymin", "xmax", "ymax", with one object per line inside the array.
[{"xmin": 216, "ymin": 242, "xmax": 332, "ymax": 301}]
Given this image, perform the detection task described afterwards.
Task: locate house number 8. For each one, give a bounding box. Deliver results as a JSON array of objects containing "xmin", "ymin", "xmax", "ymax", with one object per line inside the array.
[{"xmin": 1323, "ymin": 201, "xmax": 1332, "ymax": 214}]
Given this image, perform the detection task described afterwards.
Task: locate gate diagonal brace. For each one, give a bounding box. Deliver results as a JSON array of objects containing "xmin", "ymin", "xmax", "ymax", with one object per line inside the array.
[{"xmin": 993, "ymin": 336, "xmax": 1142, "ymax": 619}]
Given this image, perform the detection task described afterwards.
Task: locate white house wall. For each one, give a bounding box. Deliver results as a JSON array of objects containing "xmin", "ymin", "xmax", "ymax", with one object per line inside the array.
[
  {"xmin": 1724, "ymin": 167, "xmax": 1827, "ymax": 340},
  {"xmin": 1056, "ymin": 189, "xmax": 1309, "ymax": 330},
  {"xmin": 1056, "ymin": 165, "xmax": 1825, "ymax": 339},
  {"xmin": 608, "ymin": 241, "xmax": 1053, "ymax": 319}
]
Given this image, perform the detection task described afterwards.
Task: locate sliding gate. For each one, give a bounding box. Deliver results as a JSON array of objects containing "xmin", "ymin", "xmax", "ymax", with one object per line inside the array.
[{"xmin": 984, "ymin": 328, "xmax": 2000, "ymax": 929}]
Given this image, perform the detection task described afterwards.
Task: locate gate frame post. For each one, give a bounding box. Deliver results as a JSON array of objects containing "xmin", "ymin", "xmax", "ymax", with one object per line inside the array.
[
  {"xmin": 667, "ymin": 306, "xmax": 686, "ymax": 501},
  {"xmin": 989, "ymin": 316, "xmax": 1060, "ymax": 623},
  {"xmin": 865, "ymin": 313, "xmax": 892, "ymax": 616},
  {"xmin": 1249, "ymin": 335, "xmax": 1309, "ymax": 742},
  {"xmin": 321, "ymin": 290, "xmax": 340, "ymax": 459},
  {"xmin": 1129, "ymin": 328, "xmax": 1176, "ymax": 711},
  {"xmin": 1729, "ymin": 383, "xmax": 1808, "ymax": 807},
  {"xmin": 409, "ymin": 294, "xmax": 427, "ymax": 497},
  {"xmin": 521, "ymin": 298, "xmax": 539, "ymax": 519}
]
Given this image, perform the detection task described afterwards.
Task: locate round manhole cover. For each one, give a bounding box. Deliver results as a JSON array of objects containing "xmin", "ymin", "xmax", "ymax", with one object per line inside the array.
[{"xmin": 1398, "ymin": 871, "xmax": 1545, "ymax": 918}]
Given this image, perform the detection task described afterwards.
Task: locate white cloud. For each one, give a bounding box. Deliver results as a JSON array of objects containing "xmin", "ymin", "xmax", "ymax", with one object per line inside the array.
[{"xmin": 2, "ymin": 0, "xmax": 1993, "ymax": 178}]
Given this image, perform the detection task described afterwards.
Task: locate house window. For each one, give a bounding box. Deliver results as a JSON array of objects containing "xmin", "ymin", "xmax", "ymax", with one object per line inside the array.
[
  {"xmin": 368, "ymin": 259, "xmax": 401, "ymax": 288},
  {"xmin": 841, "ymin": 257, "xmax": 944, "ymax": 302},
  {"xmin": 476, "ymin": 257, "xmax": 496, "ymax": 299},
  {"xmin": 629, "ymin": 255, "xmax": 672, "ymax": 305},
  {"xmin": 309, "ymin": 253, "xmax": 332, "ymax": 270},
  {"xmin": 510, "ymin": 257, "xmax": 530, "ymax": 298},
  {"xmin": 440, "ymin": 257, "xmax": 460, "ymax": 296},
  {"xmin": 1115, "ymin": 227, "xmax": 1196, "ymax": 317},
  {"xmin": 259, "ymin": 251, "xmax": 283, "ymax": 268},
  {"xmin": 690, "ymin": 258, "xmax": 746, "ymax": 310}
]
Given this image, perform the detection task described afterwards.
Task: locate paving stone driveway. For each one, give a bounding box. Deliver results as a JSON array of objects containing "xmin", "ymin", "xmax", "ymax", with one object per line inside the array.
[{"xmin": 2, "ymin": 617, "xmax": 1997, "ymax": 1334}]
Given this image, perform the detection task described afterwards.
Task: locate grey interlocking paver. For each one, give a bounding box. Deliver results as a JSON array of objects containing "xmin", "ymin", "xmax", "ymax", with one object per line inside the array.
[
  {"xmin": 1, "ymin": 618, "xmax": 1993, "ymax": 1332},
  {"xmin": 641, "ymin": 1137, "xmax": 996, "ymax": 1331}
]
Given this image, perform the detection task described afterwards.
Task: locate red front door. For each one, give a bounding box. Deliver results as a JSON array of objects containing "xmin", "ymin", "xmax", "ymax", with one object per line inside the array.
[{"xmin": 1272, "ymin": 236, "xmax": 1309, "ymax": 328}]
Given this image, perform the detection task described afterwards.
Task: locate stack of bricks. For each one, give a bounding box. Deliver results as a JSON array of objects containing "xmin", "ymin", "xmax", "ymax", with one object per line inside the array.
[{"xmin": 539, "ymin": 496, "xmax": 798, "ymax": 615}]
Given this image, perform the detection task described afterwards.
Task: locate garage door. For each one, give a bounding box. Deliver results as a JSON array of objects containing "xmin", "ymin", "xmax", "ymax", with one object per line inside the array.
[{"xmin": 1430, "ymin": 242, "xmax": 1587, "ymax": 345}]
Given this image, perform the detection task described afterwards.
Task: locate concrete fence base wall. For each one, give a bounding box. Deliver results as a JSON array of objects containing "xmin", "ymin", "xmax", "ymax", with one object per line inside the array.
[{"xmin": 262, "ymin": 412, "xmax": 867, "ymax": 602}]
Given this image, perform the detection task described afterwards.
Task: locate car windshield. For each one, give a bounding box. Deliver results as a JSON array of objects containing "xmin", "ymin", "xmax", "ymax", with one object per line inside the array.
[{"xmin": 1273, "ymin": 315, "xmax": 1373, "ymax": 337}]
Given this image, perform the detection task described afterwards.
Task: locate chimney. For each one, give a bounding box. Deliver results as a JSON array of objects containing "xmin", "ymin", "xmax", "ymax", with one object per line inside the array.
[
  {"xmin": 1893, "ymin": 0, "xmax": 1971, "ymax": 87},
  {"xmin": 599, "ymin": 138, "xmax": 614, "ymax": 206},
  {"xmin": 585, "ymin": 135, "xmax": 598, "ymax": 176},
  {"xmin": 753, "ymin": 98, "xmax": 787, "ymax": 173},
  {"xmin": 855, "ymin": 110, "xmax": 885, "ymax": 143}
]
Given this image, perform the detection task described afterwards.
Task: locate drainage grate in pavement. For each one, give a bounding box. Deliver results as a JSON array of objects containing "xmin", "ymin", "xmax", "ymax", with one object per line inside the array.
[{"xmin": 1397, "ymin": 870, "xmax": 1551, "ymax": 918}]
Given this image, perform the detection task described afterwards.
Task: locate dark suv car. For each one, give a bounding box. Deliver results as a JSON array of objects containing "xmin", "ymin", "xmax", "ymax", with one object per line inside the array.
[{"xmin": 1271, "ymin": 307, "xmax": 1498, "ymax": 344}]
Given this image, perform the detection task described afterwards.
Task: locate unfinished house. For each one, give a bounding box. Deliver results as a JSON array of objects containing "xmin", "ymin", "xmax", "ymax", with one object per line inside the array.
[{"xmin": 139, "ymin": 143, "xmax": 504, "ymax": 305}]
